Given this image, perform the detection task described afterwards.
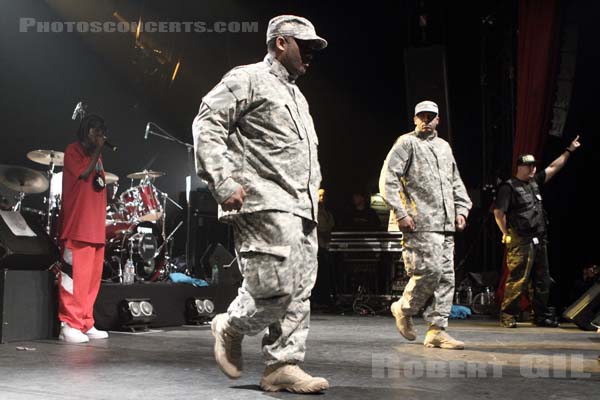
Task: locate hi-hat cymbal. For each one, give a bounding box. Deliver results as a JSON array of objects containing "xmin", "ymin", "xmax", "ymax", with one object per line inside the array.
[
  {"xmin": 126, "ymin": 169, "xmax": 165, "ymax": 179},
  {"xmin": 0, "ymin": 165, "xmax": 49, "ymax": 194},
  {"xmin": 105, "ymin": 172, "xmax": 119, "ymax": 184},
  {"xmin": 27, "ymin": 150, "xmax": 65, "ymax": 166}
]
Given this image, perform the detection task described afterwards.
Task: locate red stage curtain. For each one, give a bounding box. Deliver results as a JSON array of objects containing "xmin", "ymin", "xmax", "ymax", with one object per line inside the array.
[{"xmin": 512, "ymin": 0, "xmax": 560, "ymax": 167}]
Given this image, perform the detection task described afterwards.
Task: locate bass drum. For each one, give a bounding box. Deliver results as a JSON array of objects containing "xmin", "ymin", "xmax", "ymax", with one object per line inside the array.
[{"xmin": 103, "ymin": 221, "xmax": 164, "ymax": 282}]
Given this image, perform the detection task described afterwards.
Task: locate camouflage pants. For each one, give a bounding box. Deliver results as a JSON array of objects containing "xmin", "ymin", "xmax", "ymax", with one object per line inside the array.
[
  {"xmin": 399, "ymin": 232, "xmax": 455, "ymax": 328},
  {"xmin": 226, "ymin": 211, "xmax": 318, "ymax": 365},
  {"xmin": 501, "ymin": 239, "xmax": 550, "ymax": 317}
]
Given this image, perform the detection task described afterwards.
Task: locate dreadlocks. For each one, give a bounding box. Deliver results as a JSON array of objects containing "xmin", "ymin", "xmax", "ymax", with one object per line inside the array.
[{"xmin": 76, "ymin": 114, "xmax": 106, "ymax": 143}]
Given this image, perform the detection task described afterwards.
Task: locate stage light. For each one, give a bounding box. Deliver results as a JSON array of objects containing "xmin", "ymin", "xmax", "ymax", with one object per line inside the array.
[
  {"xmin": 591, "ymin": 313, "xmax": 600, "ymax": 329},
  {"xmin": 186, "ymin": 298, "xmax": 215, "ymax": 325},
  {"xmin": 118, "ymin": 298, "xmax": 156, "ymax": 332},
  {"xmin": 136, "ymin": 15, "xmax": 142, "ymax": 44},
  {"xmin": 171, "ymin": 59, "xmax": 181, "ymax": 83}
]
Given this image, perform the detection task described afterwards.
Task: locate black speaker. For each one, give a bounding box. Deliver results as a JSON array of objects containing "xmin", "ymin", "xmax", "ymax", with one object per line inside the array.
[
  {"xmin": 404, "ymin": 45, "xmax": 452, "ymax": 142},
  {"xmin": 0, "ymin": 269, "xmax": 58, "ymax": 343},
  {"xmin": 0, "ymin": 211, "xmax": 59, "ymax": 269},
  {"xmin": 189, "ymin": 189, "xmax": 218, "ymax": 215},
  {"xmin": 563, "ymin": 282, "xmax": 600, "ymax": 331},
  {"xmin": 200, "ymin": 243, "xmax": 242, "ymax": 288},
  {"xmin": 177, "ymin": 190, "xmax": 233, "ymax": 278}
]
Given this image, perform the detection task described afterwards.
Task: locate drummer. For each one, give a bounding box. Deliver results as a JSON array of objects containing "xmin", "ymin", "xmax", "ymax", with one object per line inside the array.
[{"xmin": 57, "ymin": 114, "xmax": 110, "ymax": 343}]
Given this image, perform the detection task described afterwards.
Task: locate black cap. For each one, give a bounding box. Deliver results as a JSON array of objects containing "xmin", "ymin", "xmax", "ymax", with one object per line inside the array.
[{"xmin": 517, "ymin": 154, "xmax": 536, "ymax": 166}]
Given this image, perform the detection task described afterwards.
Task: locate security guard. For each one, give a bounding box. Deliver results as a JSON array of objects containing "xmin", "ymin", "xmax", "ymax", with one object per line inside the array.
[{"xmin": 493, "ymin": 135, "xmax": 581, "ymax": 328}]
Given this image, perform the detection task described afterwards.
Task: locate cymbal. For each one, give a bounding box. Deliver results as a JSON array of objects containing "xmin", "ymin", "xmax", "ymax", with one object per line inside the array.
[
  {"xmin": 27, "ymin": 150, "xmax": 65, "ymax": 166},
  {"xmin": 126, "ymin": 169, "xmax": 165, "ymax": 179},
  {"xmin": 105, "ymin": 172, "xmax": 119, "ymax": 185},
  {"xmin": 0, "ymin": 165, "xmax": 49, "ymax": 194}
]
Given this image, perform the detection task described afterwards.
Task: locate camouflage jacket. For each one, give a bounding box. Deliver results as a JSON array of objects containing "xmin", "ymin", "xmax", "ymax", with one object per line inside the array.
[
  {"xmin": 192, "ymin": 54, "xmax": 321, "ymax": 222},
  {"xmin": 379, "ymin": 130, "xmax": 472, "ymax": 232}
]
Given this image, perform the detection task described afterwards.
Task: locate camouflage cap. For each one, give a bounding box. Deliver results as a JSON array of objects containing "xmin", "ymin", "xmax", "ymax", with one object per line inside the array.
[
  {"xmin": 517, "ymin": 154, "xmax": 536, "ymax": 165},
  {"xmin": 414, "ymin": 100, "xmax": 439, "ymax": 116},
  {"xmin": 266, "ymin": 15, "xmax": 328, "ymax": 50}
]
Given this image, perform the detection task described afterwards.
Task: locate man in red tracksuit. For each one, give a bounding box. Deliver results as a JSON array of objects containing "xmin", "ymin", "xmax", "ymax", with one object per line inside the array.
[{"xmin": 58, "ymin": 114, "xmax": 109, "ymax": 343}]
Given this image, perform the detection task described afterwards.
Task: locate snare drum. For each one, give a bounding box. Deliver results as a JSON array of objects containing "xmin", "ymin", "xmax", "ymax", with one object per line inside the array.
[{"xmin": 120, "ymin": 183, "xmax": 162, "ymax": 222}]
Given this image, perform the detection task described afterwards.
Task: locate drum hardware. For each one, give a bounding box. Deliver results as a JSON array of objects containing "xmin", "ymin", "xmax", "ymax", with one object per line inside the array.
[
  {"xmin": 12, "ymin": 192, "xmax": 26, "ymax": 212},
  {"xmin": 105, "ymin": 172, "xmax": 119, "ymax": 201},
  {"xmin": 0, "ymin": 165, "xmax": 49, "ymax": 195},
  {"xmin": 27, "ymin": 150, "xmax": 66, "ymax": 239},
  {"xmin": 120, "ymin": 183, "xmax": 162, "ymax": 222},
  {"xmin": 153, "ymin": 220, "xmax": 183, "ymax": 278},
  {"xmin": 104, "ymin": 222, "xmax": 162, "ymax": 283},
  {"xmin": 104, "ymin": 170, "xmax": 170, "ymax": 282},
  {"xmin": 119, "ymin": 170, "xmax": 164, "ymax": 222},
  {"xmin": 0, "ymin": 165, "xmax": 49, "ymax": 214},
  {"xmin": 126, "ymin": 169, "xmax": 166, "ymax": 180},
  {"xmin": 150, "ymin": 189, "xmax": 184, "ymax": 280},
  {"xmin": 26, "ymin": 149, "xmax": 65, "ymax": 167},
  {"xmin": 143, "ymin": 122, "xmax": 195, "ymax": 278},
  {"xmin": 105, "ymin": 172, "xmax": 119, "ymax": 184}
]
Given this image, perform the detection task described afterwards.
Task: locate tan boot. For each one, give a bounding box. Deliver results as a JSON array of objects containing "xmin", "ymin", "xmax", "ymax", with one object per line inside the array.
[
  {"xmin": 423, "ymin": 326, "xmax": 464, "ymax": 350},
  {"xmin": 259, "ymin": 363, "xmax": 329, "ymax": 393},
  {"xmin": 390, "ymin": 301, "xmax": 416, "ymax": 341},
  {"xmin": 211, "ymin": 313, "xmax": 244, "ymax": 379}
]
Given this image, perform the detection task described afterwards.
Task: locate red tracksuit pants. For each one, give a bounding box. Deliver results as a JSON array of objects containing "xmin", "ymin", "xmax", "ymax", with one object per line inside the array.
[{"xmin": 58, "ymin": 239, "xmax": 105, "ymax": 332}]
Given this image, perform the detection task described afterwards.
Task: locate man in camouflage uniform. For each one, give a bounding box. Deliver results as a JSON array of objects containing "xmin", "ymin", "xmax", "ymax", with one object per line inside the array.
[
  {"xmin": 192, "ymin": 15, "xmax": 328, "ymax": 393},
  {"xmin": 493, "ymin": 136, "xmax": 580, "ymax": 328},
  {"xmin": 379, "ymin": 100, "xmax": 472, "ymax": 349}
]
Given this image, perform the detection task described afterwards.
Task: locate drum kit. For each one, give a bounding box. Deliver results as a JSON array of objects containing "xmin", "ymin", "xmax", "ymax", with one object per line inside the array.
[
  {"xmin": 0, "ymin": 150, "xmax": 183, "ymax": 283},
  {"xmin": 104, "ymin": 168, "xmax": 184, "ymax": 283}
]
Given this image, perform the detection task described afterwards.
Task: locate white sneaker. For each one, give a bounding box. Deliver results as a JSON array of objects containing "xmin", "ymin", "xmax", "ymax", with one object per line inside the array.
[
  {"xmin": 59, "ymin": 324, "xmax": 89, "ymax": 343},
  {"xmin": 84, "ymin": 326, "xmax": 109, "ymax": 339}
]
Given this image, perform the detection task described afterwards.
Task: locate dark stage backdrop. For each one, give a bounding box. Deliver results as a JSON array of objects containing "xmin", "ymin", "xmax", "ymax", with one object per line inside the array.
[{"xmin": 1, "ymin": 0, "xmax": 597, "ymax": 308}]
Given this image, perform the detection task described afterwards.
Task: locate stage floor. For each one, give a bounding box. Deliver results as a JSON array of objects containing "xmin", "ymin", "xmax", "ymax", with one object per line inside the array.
[{"xmin": 0, "ymin": 315, "xmax": 598, "ymax": 399}]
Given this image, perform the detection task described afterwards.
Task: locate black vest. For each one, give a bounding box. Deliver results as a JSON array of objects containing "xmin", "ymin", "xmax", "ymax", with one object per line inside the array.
[{"xmin": 505, "ymin": 177, "xmax": 547, "ymax": 238}]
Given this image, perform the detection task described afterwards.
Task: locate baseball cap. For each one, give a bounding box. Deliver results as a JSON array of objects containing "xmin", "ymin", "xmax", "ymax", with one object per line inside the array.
[
  {"xmin": 414, "ymin": 100, "xmax": 439, "ymax": 116},
  {"xmin": 517, "ymin": 154, "xmax": 537, "ymax": 166},
  {"xmin": 266, "ymin": 15, "xmax": 328, "ymax": 50}
]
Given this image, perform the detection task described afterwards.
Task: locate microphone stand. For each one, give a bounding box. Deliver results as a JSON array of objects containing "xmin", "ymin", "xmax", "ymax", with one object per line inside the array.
[
  {"xmin": 145, "ymin": 122, "xmax": 194, "ymax": 151},
  {"xmin": 145, "ymin": 122, "xmax": 195, "ymax": 275}
]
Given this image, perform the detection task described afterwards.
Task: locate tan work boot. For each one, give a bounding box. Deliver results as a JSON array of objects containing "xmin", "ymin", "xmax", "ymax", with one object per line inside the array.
[
  {"xmin": 259, "ymin": 363, "xmax": 329, "ymax": 393},
  {"xmin": 423, "ymin": 326, "xmax": 464, "ymax": 350},
  {"xmin": 390, "ymin": 301, "xmax": 416, "ymax": 341},
  {"xmin": 211, "ymin": 313, "xmax": 244, "ymax": 379}
]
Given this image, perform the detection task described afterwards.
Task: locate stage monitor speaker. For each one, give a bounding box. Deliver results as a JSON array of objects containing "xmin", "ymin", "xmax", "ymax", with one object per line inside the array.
[
  {"xmin": 0, "ymin": 211, "xmax": 59, "ymax": 270},
  {"xmin": 563, "ymin": 282, "xmax": 600, "ymax": 331},
  {"xmin": 404, "ymin": 45, "xmax": 452, "ymax": 142}
]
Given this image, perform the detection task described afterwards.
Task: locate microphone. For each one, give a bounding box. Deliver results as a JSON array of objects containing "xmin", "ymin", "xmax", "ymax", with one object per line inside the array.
[
  {"xmin": 103, "ymin": 137, "xmax": 118, "ymax": 152},
  {"xmin": 71, "ymin": 102, "xmax": 82, "ymax": 120},
  {"xmin": 144, "ymin": 122, "xmax": 151, "ymax": 140}
]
